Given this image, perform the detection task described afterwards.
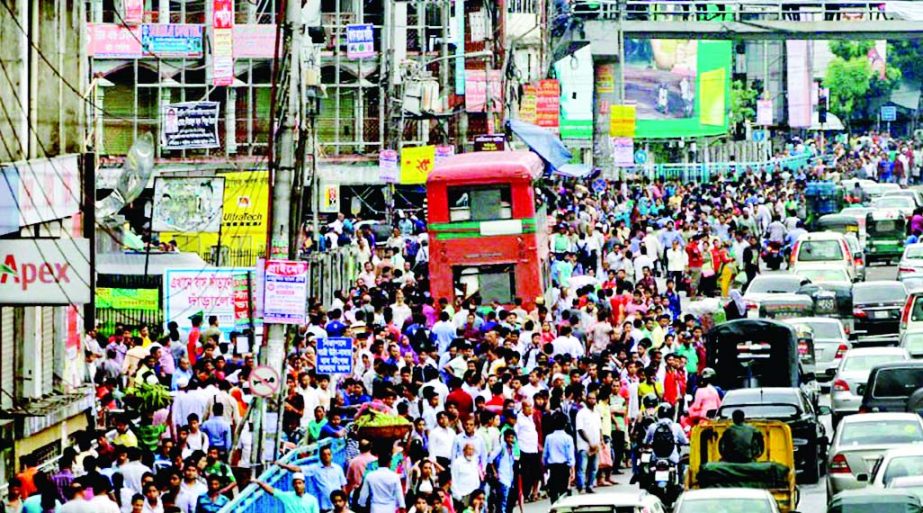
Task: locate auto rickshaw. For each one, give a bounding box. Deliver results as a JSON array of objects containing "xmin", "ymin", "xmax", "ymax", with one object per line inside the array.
[
  {"xmin": 828, "ymin": 489, "xmax": 923, "ymax": 513},
  {"xmin": 866, "ymin": 210, "xmax": 907, "ymax": 264},
  {"xmin": 706, "ymin": 319, "xmax": 819, "ymax": 407},
  {"xmin": 685, "ymin": 419, "xmax": 799, "ymax": 512},
  {"xmin": 817, "ymin": 214, "xmax": 866, "ymax": 251}
]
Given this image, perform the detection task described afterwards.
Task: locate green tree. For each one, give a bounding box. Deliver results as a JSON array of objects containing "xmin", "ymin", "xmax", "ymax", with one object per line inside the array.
[
  {"xmin": 888, "ymin": 40, "xmax": 923, "ymax": 124},
  {"xmin": 730, "ymin": 80, "xmax": 759, "ymax": 137},
  {"xmin": 823, "ymin": 41, "xmax": 900, "ymax": 129}
]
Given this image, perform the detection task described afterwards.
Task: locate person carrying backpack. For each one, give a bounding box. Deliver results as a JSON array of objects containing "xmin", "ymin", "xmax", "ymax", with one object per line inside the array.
[{"xmin": 644, "ymin": 403, "xmax": 688, "ymax": 465}]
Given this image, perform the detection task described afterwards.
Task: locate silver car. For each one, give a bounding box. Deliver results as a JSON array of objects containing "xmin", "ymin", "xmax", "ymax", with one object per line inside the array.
[
  {"xmin": 826, "ymin": 413, "xmax": 923, "ymax": 501},
  {"xmin": 674, "ymin": 488, "xmax": 781, "ymax": 513},
  {"xmin": 899, "ymin": 330, "xmax": 923, "ymax": 359},
  {"xmin": 898, "ymin": 243, "xmax": 923, "ymax": 281},
  {"xmin": 830, "ymin": 347, "xmax": 911, "ymax": 427},
  {"xmin": 783, "ymin": 317, "xmax": 849, "ymax": 383}
]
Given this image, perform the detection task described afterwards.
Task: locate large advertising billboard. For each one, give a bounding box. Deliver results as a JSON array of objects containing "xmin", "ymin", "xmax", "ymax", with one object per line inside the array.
[{"xmin": 623, "ymin": 39, "xmax": 732, "ymax": 138}]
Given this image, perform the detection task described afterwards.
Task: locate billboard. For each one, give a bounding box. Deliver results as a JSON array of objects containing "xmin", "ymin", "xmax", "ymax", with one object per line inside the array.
[
  {"xmin": 0, "ymin": 155, "xmax": 81, "ymax": 229},
  {"xmin": 164, "ymin": 268, "xmax": 252, "ymax": 339},
  {"xmin": 0, "ymin": 238, "xmax": 91, "ymax": 304},
  {"xmin": 161, "ymin": 102, "xmax": 221, "ymax": 150},
  {"xmin": 623, "ymin": 39, "xmax": 731, "ymax": 138},
  {"xmin": 555, "ymin": 44, "xmax": 594, "ymax": 140},
  {"xmin": 152, "ymin": 177, "xmax": 225, "ymax": 233},
  {"xmin": 141, "ymin": 24, "xmax": 204, "ymax": 58}
]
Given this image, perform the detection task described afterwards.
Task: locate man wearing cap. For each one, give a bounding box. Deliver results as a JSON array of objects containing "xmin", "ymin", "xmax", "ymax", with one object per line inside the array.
[
  {"xmin": 278, "ymin": 445, "xmax": 346, "ymax": 513},
  {"xmin": 256, "ymin": 471, "xmax": 320, "ymax": 513}
]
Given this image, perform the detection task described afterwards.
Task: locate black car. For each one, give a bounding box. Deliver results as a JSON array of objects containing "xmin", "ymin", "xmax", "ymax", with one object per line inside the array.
[
  {"xmin": 717, "ymin": 387, "xmax": 829, "ymax": 484},
  {"xmin": 852, "ymin": 281, "xmax": 908, "ymax": 339},
  {"xmin": 860, "ymin": 361, "xmax": 923, "ymax": 417}
]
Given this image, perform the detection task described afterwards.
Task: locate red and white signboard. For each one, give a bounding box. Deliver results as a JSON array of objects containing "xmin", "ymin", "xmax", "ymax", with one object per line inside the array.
[
  {"xmin": 87, "ymin": 23, "xmax": 143, "ymax": 58},
  {"xmin": 0, "ymin": 239, "xmax": 91, "ymax": 305},
  {"xmin": 249, "ymin": 365, "xmax": 280, "ymax": 397},
  {"xmin": 123, "ymin": 0, "xmax": 144, "ymax": 25},
  {"xmin": 263, "ymin": 259, "xmax": 309, "ymax": 325},
  {"xmin": 233, "ymin": 25, "xmax": 278, "ymax": 59},
  {"xmin": 212, "ymin": 0, "xmax": 235, "ymax": 86}
]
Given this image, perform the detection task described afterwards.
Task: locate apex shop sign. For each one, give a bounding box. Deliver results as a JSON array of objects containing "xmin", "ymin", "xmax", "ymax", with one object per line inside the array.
[{"xmin": 0, "ymin": 239, "xmax": 92, "ymax": 304}]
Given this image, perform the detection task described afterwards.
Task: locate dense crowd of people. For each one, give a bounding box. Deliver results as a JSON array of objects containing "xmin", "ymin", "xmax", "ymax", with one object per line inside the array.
[{"xmin": 5, "ymin": 132, "xmax": 919, "ymax": 513}]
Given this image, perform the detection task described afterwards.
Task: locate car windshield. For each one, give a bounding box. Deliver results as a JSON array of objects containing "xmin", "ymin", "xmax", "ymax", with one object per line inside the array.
[
  {"xmin": 873, "ymin": 197, "xmax": 915, "ymax": 209},
  {"xmin": 854, "ymin": 285, "xmax": 907, "ymax": 303},
  {"xmin": 746, "ymin": 278, "xmax": 801, "ymax": 294},
  {"xmin": 797, "ymin": 240, "xmax": 844, "ymax": 262},
  {"xmin": 801, "ymin": 321, "xmax": 841, "ymax": 339},
  {"xmin": 872, "ymin": 368, "xmax": 923, "ymax": 398},
  {"xmin": 839, "ymin": 420, "xmax": 923, "ymax": 446},
  {"xmin": 904, "ymin": 334, "xmax": 923, "ymax": 354},
  {"xmin": 678, "ymin": 498, "xmax": 776, "ymax": 513},
  {"xmin": 844, "ymin": 354, "xmax": 905, "ymax": 372},
  {"xmin": 797, "ymin": 269, "xmax": 849, "ymax": 284},
  {"xmin": 883, "ymin": 456, "xmax": 923, "ymax": 485},
  {"xmin": 906, "ymin": 246, "xmax": 923, "ymax": 260}
]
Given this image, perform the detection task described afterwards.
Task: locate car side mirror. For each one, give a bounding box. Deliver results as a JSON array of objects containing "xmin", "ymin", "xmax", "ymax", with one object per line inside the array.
[
  {"xmin": 856, "ymin": 473, "xmax": 870, "ymax": 483},
  {"xmin": 818, "ymin": 405, "xmax": 832, "ymax": 416}
]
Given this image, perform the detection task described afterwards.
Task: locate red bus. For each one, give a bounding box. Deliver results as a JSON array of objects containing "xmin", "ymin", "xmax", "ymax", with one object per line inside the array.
[{"xmin": 426, "ymin": 151, "xmax": 549, "ymax": 308}]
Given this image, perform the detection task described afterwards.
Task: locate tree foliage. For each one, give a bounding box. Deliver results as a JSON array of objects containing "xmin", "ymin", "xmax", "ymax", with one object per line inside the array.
[
  {"xmin": 823, "ymin": 41, "xmax": 900, "ymax": 128},
  {"xmin": 730, "ymin": 80, "xmax": 759, "ymax": 132}
]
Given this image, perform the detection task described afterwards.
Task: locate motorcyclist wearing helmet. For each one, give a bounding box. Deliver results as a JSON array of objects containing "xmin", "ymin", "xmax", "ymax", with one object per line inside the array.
[
  {"xmin": 643, "ymin": 403, "xmax": 688, "ymax": 465},
  {"xmin": 686, "ymin": 367, "xmax": 722, "ymax": 424},
  {"xmin": 629, "ymin": 393, "xmax": 662, "ymax": 483}
]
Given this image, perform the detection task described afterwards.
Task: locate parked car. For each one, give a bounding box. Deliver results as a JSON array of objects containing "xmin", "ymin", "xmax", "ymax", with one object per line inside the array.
[
  {"xmin": 790, "ymin": 232, "xmax": 856, "ymax": 281},
  {"xmin": 899, "ymin": 275, "xmax": 923, "ymax": 294},
  {"xmin": 743, "ymin": 274, "xmax": 808, "ymax": 299},
  {"xmin": 852, "ymin": 281, "xmax": 908, "ymax": 339},
  {"xmin": 826, "ymin": 412, "xmax": 923, "ymax": 501},
  {"xmin": 716, "ymin": 387, "xmax": 828, "ymax": 484},
  {"xmin": 859, "ymin": 361, "xmax": 923, "ymax": 414},
  {"xmin": 869, "ymin": 446, "xmax": 923, "ymax": 488},
  {"xmin": 674, "ymin": 489, "xmax": 782, "ymax": 513},
  {"xmin": 881, "ymin": 188, "xmax": 923, "ymax": 209},
  {"xmin": 828, "ymin": 489, "xmax": 922, "ymax": 513},
  {"xmin": 871, "ymin": 195, "xmax": 916, "ymax": 219},
  {"xmin": 844, "ymin": 233, "xmax": 866, "ymax": 282},
  {"xmin": 831, "ymin": 347, "xmax": 911, "ymax": 427},
  {"xmin": 899, "ymin": 290, "xmax": 923, "ymax": 334},
  {"xmin": 898, "ymin": 243, "xmax": 923, "ymax": 281},
  {"xmin": 549, "ymin": 491, "xmax": 666, "ymax": 512},
  {"xmin": 899, "ymin": 331, "xmax": 923, "ymax": 359},
  {"xmin": 888, "ymin": 476, "xmax": 923, "ymax": 501},
  {"xmin": 792, "ymin": 266, "xmax": 852, "ymax": 286},
  {"xmin": 782, "ymin": 317, "xmax": 848, "ymax": 384}
]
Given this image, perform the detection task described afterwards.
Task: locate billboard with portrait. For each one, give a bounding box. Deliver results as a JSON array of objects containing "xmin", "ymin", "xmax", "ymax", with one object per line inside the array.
[
  {"xmin": 152, "ymin": 177, "xmax": 225, "ymax": 233},
  {"xmin": 624, "ymin": 39, "xmax": 731, "ymax": 138}
]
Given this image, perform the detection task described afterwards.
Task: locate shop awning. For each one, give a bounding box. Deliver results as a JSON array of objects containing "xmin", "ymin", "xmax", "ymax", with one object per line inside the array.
[{"xmin": 508, "ymin": 119, "xmax": 592, "ymax": 177}]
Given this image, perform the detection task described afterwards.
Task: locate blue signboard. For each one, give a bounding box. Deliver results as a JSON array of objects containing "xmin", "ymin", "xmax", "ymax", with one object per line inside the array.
[
  {"xmin": 316, "ymin": 337, "xmax": 353, "ymax": 374},
  {"xmin": 592, "ymin": 178, "xmax": 607, "ymax": 193},
  {"xmin": 142, "ymin": 24, "xmax": 203, "ymax": 58},
  {"xmin": 752, "ymin": 130, "xmax": 767, "ymax": 143},
  {"xmin": 634, "ymin": 149, "xmax": 648, "ymax": 165},
  {"xmin": 881, "ymin": 106, "xmax": 897, "ymax": 122}
]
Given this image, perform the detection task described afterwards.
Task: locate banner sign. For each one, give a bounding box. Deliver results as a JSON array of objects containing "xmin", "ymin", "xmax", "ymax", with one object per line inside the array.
[
  {"xmin": 609, "ymin": 105, "xmax": 637, "ymax": 137},
  {"xmin": 152, "ymin": 177, "xmax": 225, "ymax": 233},
  {"xmin": 123, "ymin": 0, "xmax": 144, "ymax": 25},
  {"xmin": 0, "ymin": 238, "xmax": 91, "ymax": 305},
  {"xmin": 519, "ymin": 84, "xmax": 537, "ymax": 123},
  {"xmin": 141, "ymin": 24, "xmax": 203, "ymax": 57},
  {"xmin": 263, "ymin": 259, "xmax": 309, "ymax": 325},
  {"xmin": 400, "ymin": 145, "xmax": 436, "ymax": 185},
  {"xmin": 316, "ymin": 337, "xmax": 354, "ymax": 374},
  {"xmin": 346, "ymin": 24, "xmax": 375, "ymax": 59},
  {"xmin": 379, "ymin": 149, "xmax": 399, "ymax": 183},
  {"xmin": 213, "ymin": 0, "xmax": 235, "ymax": 86},
  {"xmin": 87, "ymin": 24, "xmax": 143, "ymax": 58},
  {"xmin": 465, "ymin": 70, "xmax": 503, "ymax": 113},
  {"xmin": 1, "ymin": 155, "xmax": 81, "ymax": 228},
  {"xmin": 96, "ymin": 287, "xmax": 159, "ymax": 311},
  {"xmin": 233, "ymin": 25, "xmax": 278, "ymax": 58},
  {"xmin": 611, "ymin": 137, "xmax": 635, "ymax": 165},
  {"xmin": 474, "ymin": 134, "xmax": 506, "ymax": 152},
  {"xmin": 535, "ymin": 79, "xmax": 560, "ymax": 131},
  {"xmin": 161, "ymin": 101, "xmax": 221, "ymax": 150},
  {"xmin": 232, "ymin": 272, "xmax": 252, "ymax": 330},
  {"xmin": 756, "ymin": 99, "xmax": 773, "ymax": 126},
  {"xmin": 164, "ymin": 268, "xmax": 250, "ymax": 339}
]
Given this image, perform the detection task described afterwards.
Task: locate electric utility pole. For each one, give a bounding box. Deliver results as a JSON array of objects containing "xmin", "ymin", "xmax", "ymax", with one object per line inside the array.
[{"xmin": 252, "ymin": 0, "xmax": 304, "ymax": 468}]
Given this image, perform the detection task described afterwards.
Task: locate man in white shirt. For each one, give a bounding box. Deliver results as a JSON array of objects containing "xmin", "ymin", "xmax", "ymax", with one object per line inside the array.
[
  {"xmin": 575, "ymin": 391, "xmax": 603, "ymax": 493},
  {"xmin": 450, "ymin": 443, "xmax": 482, "ymax": 505},
  {"xmin": 551, "ymin": 326, "xmax": 584, "ymax": 357},
  {"xmin": 428, "ymin": 412, "xmax": 456, "ymax": 469},
  {"xmin": 516, "ymin": 400, "xmax": 542, "ymax": 502},
  {"xmin": 358, "ymin": 454, "xmax": 406, "ymax": 513},
  {"xmin": 87, "ymin": 480, "xmax": 121, "ymax": 513},
  {"xmin": 432, "ymin": 312, "xmax": 457, "ymax": 354},
  {"xmin": 175, "ymin": 464, "xmax": 207, "ymax": 513}
]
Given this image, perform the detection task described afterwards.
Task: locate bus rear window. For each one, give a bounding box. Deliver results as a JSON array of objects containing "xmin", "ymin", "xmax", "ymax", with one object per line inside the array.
[
  {"xmin": 448, "ymin": 186, "xmax": 512, "ymax": 221},
  {"xmin": 454, "ymin": 264, "xmax": 515, "ymax": 303}
]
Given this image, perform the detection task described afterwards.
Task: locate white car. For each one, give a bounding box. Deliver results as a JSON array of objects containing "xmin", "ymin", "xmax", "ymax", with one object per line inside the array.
[
  {"xmin": 871, "ymin": 195, "xmax": 916, "ymax": 218},
  {"xmin": 674, "ymin": 489, "xmax": 782, "ymax": 513},
  {"xmin": 868, "ymin": 446, "xmax": 923, "ymax": 488},
  {"xmin": 793, "ymin": 266, "xmax": 852, "ymax": 285},
  {"xmin": 790, "ymin": 232, "xmax": 857, "ymax": 281},
  {"xmin": 899, "ymin": 330, "xmax": 923, "ymax": 359},
  {"xmin": 830, "ymin": 347, "xmax": 911, "ymax": 425},
  {"xmin": 549, "ymin": 491, "xmax": 666, "ymax": 512},
  {"xmin": 898, "ymin": 243, "xmax": 923, "ymax": 280}
]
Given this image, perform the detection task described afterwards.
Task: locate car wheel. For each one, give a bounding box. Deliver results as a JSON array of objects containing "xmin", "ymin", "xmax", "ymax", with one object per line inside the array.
[{"xmin": 802, "ymin": 442, "xmax": 821, "ymax": 484}]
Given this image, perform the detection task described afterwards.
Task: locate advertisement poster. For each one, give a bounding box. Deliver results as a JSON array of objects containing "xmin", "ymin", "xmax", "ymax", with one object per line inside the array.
[
  {"xmin": 535, "ymin": 79, "xmax": 561, "ymax": 131},
  {"xmin": 379, "ymin": 149, "xmax": 399, "ymax": 183},
  {"xmin": 87, "ymin": 24, "xmax": 143, "ymax": 58},
  {"xmin": 555, "ymin": 45, "xmax": 594, "ymax": 139},
  {"xmin": 346, "ymin": 24, "xmax": 375, "ymax": 59},
  {"xmin": 232, "ymin": 272, "xmax": 252, "ymax": 330},
  {"xmin": 263, "ymin": 260, "xmax": 309, "ymax": 325},
  {"xmin": 611, "ymin": 137, "xmax": 635, "ymax": 165},
  {"xmin": 519, "ymin": 84, "xmax": 537, "ymax": 123},
  {"xmin": 609, "ymin": 105, "xmax": 637, "ymax": 137},
  {"xmin": 320, "ymin": 183, "xmax": 340, "ymax": 213},
  {"xmin": 163, "ymin": 268, "xmax": 250, "ymax": 339},
  {"xmin": 2, "ymin": 155, "xmax": 81, "ymax": 228},
  {"xmin": 596, "ymin": 64, "xmax": 615, "ymax": 94},
  {"xmin": 212, "ymin": 29, "xmax": 235, "ymax": 86},
  {"xmin": 756, "ymin": 99, "xmax": 773, "ymax": 126},
  {"xmin": 233, "ymin": 25, "xmax": 278, "ymax": 58},
  {"xmin": 160, "ymin": 101, "xmax": 221, "ymax": 150},
  {"xmin": 400, "ymin": 145, "xmax": 436, "ymax": 184},
  {"xmin": 96, "ymin": 288, "xmax": 159, "ymax": 311},
  {"xmin": 213, "ymin": 0, "xmax": 234, "ymax": 29},
  {"xmin": 123, "ymin": 0, "xmax": 144, "ymax": 25},
  {"xmin": 623, "ymin": 39, "xmax": 731, "ymax": 138},
  {"xmin": 465, "ymin": 70, "xmax": 503, "ymax": 113},
  {"xmin": 787, "ymin": 40, "xmax": 812, "ymax": 128},
  {"xmin": 0, "ymin": 239, "xmax": 91, "ymax": 305},
  {"xmin": 141, "ymin": 24, "xmax": 203, "ymax": 57},
  {"xmin": 152, "ymin": 177, "xmax": 225, "ymax": 233},
  {"xmin": 316, "ymin": 337, "xmax": 354, "ymax": 374}
]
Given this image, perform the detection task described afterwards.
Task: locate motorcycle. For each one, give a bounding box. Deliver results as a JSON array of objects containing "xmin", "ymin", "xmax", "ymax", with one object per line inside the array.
[
  {"xmin": 637, "ymin": 447, "xmax": 655, "ymax": 488},
  {"xmin": 761, "ymin": 240, "xmax": 784, "ymax": 270},
  {"xmin": 647, "ymin": 457, "xmax": 682, "ymax": 508}
]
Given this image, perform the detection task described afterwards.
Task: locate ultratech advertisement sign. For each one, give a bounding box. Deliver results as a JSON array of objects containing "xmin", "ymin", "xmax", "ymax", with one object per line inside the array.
[{"xmin": 0, "ymin": 238, "xmax": 92, "ymax": 304}]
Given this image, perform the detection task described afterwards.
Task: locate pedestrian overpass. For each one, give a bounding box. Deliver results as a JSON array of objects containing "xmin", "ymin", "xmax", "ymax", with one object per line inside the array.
[{"xmin": 575, "ymin": 0, "xmax": 923, "ymax": 40}]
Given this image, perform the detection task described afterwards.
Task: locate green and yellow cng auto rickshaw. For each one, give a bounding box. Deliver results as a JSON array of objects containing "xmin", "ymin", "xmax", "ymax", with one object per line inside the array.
[{"xmin": 866, "ymin": 210, "xmax": 906, "ymax": 264}]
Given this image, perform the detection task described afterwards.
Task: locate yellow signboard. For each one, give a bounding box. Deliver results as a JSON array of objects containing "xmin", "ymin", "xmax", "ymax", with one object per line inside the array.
[
  {"xmin": 400, "ymin": 145, "xmax": 436, "ymax": 185},
  {"xmin": 699, "ymin": 67, "xmax": 727, "ymax": 126},
  {"xmin": 609, "ymin": 105, "xmax": 637, "ymax": 137}
]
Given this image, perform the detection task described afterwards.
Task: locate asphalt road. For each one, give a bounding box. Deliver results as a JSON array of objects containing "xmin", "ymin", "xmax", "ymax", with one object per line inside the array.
[{"xmin": 523, "ymin": 263, "xmax": 901, "ymax": 513}]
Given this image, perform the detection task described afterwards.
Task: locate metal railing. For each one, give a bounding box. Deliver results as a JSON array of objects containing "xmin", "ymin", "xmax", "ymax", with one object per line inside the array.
[
  {"xmin": 572, "ymin": 0, "xmax": 892, "ymax": 21},
  {"xmin": 623, "ymin": 151, "xmax": 818, "ymax": 182},
  {"xmin": 219, "ymin": 438, "xmax": 347, "ymax": 513}
]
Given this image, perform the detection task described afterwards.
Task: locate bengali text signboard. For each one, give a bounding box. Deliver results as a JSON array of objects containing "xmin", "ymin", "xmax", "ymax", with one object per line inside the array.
[
  {"xmin": 316, "ymin": 337, "xmax": 354, "ymax": 374},
  {"xmin": 141, "ymin": 24, "xmax": 203, "ymax": 57},
  {"xmin": 161, "ymin": 102, "xmax": 221, "ymax": 150},
  {"xmin": 346, "ymin": 24, "xmax": 375, "ymax": 59},
  {"xmin": 164, "ymin": 268, "xmax": 250, "ymax": 339},
  {"xmin": 87, "ymin": 24, "xmax": 143, "ymax": 58},
  {"xmin": 263, "ymin": 259, "xmax": 309, "ymax": 325}
]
